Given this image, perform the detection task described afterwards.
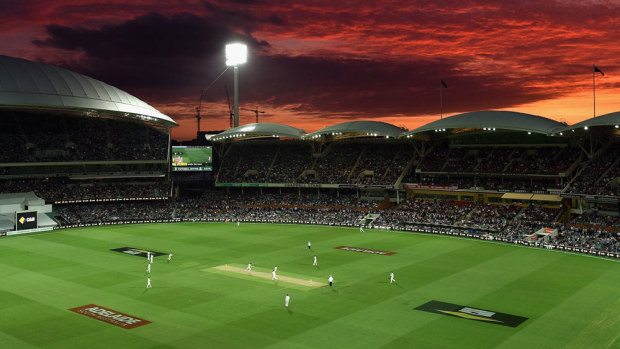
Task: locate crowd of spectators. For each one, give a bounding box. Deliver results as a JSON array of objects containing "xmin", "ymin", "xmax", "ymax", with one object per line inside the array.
[
  {"xmin": 0, "ymin": 112, "xmax": 168, "ymax": 163},
  {"xmin": 418, "ymin": 145, "xmax": 580, "ymax": 175},
  {"xmin": 567, "ymin": 144, "xmax": 620, "ymax": 196},
  {"xmin": 212, "ymin": 139, "xmax": 620, "ymax": 197},
  {"xmin": 216, "ymin": 141, "xmax": 417, "ymax": 185},
  {"xmin": 50, "ymin": 189, "xmax": 620, "ymax": 255},
  {"xmin": 409, "ymin": 175, "xmax": 561, "ymax": 192},
  {"xmin": 0, "ymin": 178, "xmax": 169, "ymax": 202}
]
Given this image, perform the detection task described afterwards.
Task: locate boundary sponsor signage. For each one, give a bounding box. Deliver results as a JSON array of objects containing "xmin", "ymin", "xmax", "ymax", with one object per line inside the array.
[
  {"xmin": 55, "ymin": 197, "xmax": 168, "ymax": 204},
  {"xmin": 69, "ymin": 304, "xmax": 151, "ymax": 329},
  {"xmin": 54, "ymin": 219, "xmax": 620, "ymax": 260},
  {"xmin": 110, "ymin": 247, "xmax": 166, "ymax": 258},
  {"xmin": 403, "ymin": 184, "xmax": 459, "ymax": 190},
  {"xmin": 335, "ymin": 246, "xmax": 396, "ymax": 255},
  {"xmin": 15, "ymin": 210, "xmax": 37, "ymax": 230},
  {"xmin": 415, "ymin": 300, "xmax": 528, "ymax": 327}
]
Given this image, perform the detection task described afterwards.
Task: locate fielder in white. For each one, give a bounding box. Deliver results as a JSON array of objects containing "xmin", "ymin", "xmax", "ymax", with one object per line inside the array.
[
  {"xmin": 146, "ymin": 277, "xmax": 152, "ymax": 288},
  {"xmin": 150, "ymin": 253, "xmax": 154, "ymax": 264},
  {"xmin": 390, "ymin": 272, "xmax": 395, "ymax": 284},
  {"xmin": 146, "ymin": 252, "xmax": 151, "ymax": 261},
  {"xmin": 285, "ymin": 294, "xmax": 290, "ymax": 307},
  {"xmin": 237, "ymin": 221, "xmax": 240, "ymax": 227},
  {"xmin": 313, "ymin": 255, "xmax": 318, "ymax": 266},
  {"xmin": 272, "ymin": 269, "xmax": 278, "ymax": 280},
  {"xmin": 147, "ymin": 263, "xmax": 151, "ymax": 274},
  {"xmin": 359, "ymin": 225, "xmax": 364, "ymax": 232},
  {"xmin": 246, "ymin": 262, "xmax": 252, "ymax": 272},
  {"xmin": 308, "ymin": 241, "xmax": 311, "ymax": 250},
  {"xmin": 328, "ymin": 275, "xmax": 333, "ymax": 287},
  {"xmin": 168, "ymin": 252, "xmax": 173, "ymax": 261}
]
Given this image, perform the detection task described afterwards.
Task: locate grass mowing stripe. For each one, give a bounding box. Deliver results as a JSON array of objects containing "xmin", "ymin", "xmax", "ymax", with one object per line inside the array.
[
  {"xmin": 284, "ymin": 244, "xmax": 547, "ymax": 348},
  {"xmin": 0, "ymin": 331, "xmax": 39, "ymax": 349},
  {"xmin": 495, "ymin": 257, "xmax": 620, "ymax": 349},
  {"xmin": 3, "ymin": 223, "xmax": 620, "ymax": 348}
]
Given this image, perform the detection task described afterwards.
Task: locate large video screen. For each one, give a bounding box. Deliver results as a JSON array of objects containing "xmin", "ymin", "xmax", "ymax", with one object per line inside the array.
[{"xmin": 171, "ymin": 146, "xmax": 213, "ymax": 171}]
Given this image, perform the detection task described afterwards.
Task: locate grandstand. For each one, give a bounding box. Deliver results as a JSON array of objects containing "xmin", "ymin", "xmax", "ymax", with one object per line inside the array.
[
  {"xmin": 0, "ymin": 55, "xmax": 176, "ymax": 178},
  {"xmin": 0, "ymin": 55, "xmax": 176, "ymax": 231},
  {"xmin": 1, "ymin": 55, "xmax": 620, "ymax": 257},
  {"xmin": 202, "ymin": 111, "xmax": 620, "ymax": 257}
]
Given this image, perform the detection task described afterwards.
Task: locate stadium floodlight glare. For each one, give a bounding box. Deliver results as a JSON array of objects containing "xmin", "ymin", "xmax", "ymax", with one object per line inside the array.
[
  {"xmin": 225, "ymin": 43, "xmax": 247, "ymax": 66},
  {"xmin": 225, "ymin": 43, "xmax": 247, "ymax": 128}
]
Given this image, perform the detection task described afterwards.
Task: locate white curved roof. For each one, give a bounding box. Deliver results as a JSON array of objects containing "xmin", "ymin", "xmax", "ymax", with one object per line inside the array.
[
  {"xmin": 562, "ymin": 111, "xmax": 620, "ymax": 131},
  {"xmin": 403, "ymin": 110, "xmax": 566, "ymax": 136},
  {"xmin": 0, "ymin": 55, "xmax": 176, "ymax": 126},
  {"xmin": 213, "ymin": 123, "xmax": 305, "ymax": 141},
  {"xmin": 305, "ymin": 120, "xmax": 404, "ymax": 139}
]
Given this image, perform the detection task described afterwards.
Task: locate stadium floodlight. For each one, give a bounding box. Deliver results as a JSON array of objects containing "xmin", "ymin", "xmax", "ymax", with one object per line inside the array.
[
  {"xmin": 225, "ymin": 43, "xmax": 247, "ymax": 66},
  {"xmin": 225, "ymin": 43, "xmax": 247, "ymax": 128}
]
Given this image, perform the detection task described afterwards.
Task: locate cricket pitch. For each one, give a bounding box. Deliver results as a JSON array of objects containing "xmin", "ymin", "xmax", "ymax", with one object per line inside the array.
[{"xmin": 210, "ymin": 265, "xmax": 326, "ymax": 288}]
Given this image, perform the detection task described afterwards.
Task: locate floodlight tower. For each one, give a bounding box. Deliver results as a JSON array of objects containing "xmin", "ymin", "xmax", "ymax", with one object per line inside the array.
[{"xmin": 225, "ymin": 43, "xmax": 247, "ymax": 128}]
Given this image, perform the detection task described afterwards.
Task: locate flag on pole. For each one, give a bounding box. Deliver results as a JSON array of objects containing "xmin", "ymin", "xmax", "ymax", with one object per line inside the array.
[
  {"xmin": 594, "ymin": 65, "xmax": 604, "ymax": 76},
  {"xmin": 440, "ymin": 79, "xmax": 448, "ymax": 88}
]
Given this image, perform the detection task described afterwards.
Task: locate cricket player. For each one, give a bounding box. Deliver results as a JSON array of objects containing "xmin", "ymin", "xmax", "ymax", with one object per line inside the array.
[
  {"xmin": 150, "ymin": 253, "xmax": 154, "ymax": 264},
  {"xmin": 390, "ymin": 272, "xmax": 395, "ymax": 284},
  {"xmin": 274, "ymin": 265, "xmax": 278, "ymax": 272},
  {"xmin": 246, "ymin": 262, "xmax": 252, "ymax": 272},
  {"xmin": 328, "ymin": 275, "xmax": 333, "ymax": 287},
  {"xmin": 146, "ymin": 277, "xmax": 152, "ymax": 288},
  {"xmin": 146, "ymin": 252, "xmax": 151, "ymax": 261},
  {"xmin": 168, "ymin": 252, "xmax": 173, "ymax": 261},
  {"xmin": 313, "ymin": 255, "xmax": 318, "ymax": 266},
  {"xmin": 237, "ymin": 221, "xmax": 240, "ymax": 227},
  {"xmin": 285, "ymin": 294, "xmax": 290, "ymax": 307},
  {"xmin": 272, "ymin": 269, "xmax": 278, "ymax": 280},
  {"xmin": 308, "ymin": 241, "xmax": 311, "ymax": 250},
  {"xmin": 359, "ymin": 225, "xmax": 365, "ymax": 232},
  {"xmin": 147, "ymin": 263, "xmax": 151, "ymax": 274}
]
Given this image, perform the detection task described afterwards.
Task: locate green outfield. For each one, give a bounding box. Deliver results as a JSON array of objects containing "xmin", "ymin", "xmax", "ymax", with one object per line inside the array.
[{"xmin": 2, "ymin": 223, "xmax": 620, "ymax": 348}]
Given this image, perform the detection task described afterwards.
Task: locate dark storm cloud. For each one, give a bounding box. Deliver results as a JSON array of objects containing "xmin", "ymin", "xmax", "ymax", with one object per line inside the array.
[
  {"xmin": 240, "ymin": 54, "xmax": 557, "ymax": 118},
  {"xmin": 32, "ymin": 12, "xmax": 269, "ymax": 101},
  {"xmin": 31, "ymin": 9, "xmax": 561, "ymax": 121},
  {"xmin": 200, "ymin": 0, "xmax": 285, "ymax": 33}
]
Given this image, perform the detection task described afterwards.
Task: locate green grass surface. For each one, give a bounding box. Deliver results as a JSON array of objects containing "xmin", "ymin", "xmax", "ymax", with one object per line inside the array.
[{"xmin": 2, "ymin": 223, "xmax": 620, "ymax": 348}]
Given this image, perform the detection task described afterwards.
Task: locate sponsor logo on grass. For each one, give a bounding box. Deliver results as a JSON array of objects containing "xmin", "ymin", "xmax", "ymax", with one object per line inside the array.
[
  {"xmin": 110, "ymin": 247, "xmax": 165, "ymax": 258},
  {"xmin": 69, "ymin": 304, "xmax": 151, "ymax": 329},
  {"xmin": 415, "ymin": 300, "xmax": 528, "ymax": 327},
  {"xmin": 334, "ymin": 246, "xmax": 396, "ymax": 255}
]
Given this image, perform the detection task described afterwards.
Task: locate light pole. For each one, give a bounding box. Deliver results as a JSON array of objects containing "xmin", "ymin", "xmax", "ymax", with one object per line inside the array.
[{"xmin": 225, "ymin": 43, "xmax": 247, "ymax": 128}]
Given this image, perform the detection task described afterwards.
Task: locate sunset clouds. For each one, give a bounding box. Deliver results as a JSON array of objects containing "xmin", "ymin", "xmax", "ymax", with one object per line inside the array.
[{"xmin": 1, "ymin": 0, "xmax": 619, "ymax": 139}]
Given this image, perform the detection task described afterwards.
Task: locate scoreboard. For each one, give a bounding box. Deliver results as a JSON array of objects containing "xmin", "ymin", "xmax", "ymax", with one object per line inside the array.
[{"xmin": 171, "ymin": 146, "xmax": 213, "ymax": 172}]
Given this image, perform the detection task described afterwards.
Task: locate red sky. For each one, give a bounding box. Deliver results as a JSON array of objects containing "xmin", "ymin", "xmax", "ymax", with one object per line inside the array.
[{"xmin": 2, "ymin": 0, "xmax": 620, "ymax": 140}]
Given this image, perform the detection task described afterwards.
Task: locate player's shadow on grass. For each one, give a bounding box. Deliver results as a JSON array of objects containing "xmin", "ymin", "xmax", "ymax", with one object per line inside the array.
[{"xmin": 287, "ymin": 307, "xmax": 293, "ymax": 315}]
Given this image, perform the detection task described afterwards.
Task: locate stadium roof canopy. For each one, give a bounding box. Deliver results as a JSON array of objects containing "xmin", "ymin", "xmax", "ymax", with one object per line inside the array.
[
  {"xmin": 212, "ymin": 123, "xmax": 305, "ymax": 141},
  {"xmin": 0, "ymin": 55, "xmax": 176, "ymax": 127},
  {"xmin": 304, "ymin": 120, "xmax": 404, "ymax": 140},
  {"xmin": 401, "ymin": 111, "xmax": 566, "ymax": 138},
  {"xmin": 561, "ymin": 111, "xmax": 620, "ymax": 132}
]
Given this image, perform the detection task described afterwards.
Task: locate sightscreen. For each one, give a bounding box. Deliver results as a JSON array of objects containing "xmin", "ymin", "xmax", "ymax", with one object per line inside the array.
[
  {"xmin": 171, "ymin": 146, "xmax": 213, "ymax": 171},
  {"xmin": 16, "ymin": 210, "xmax": 37, "ymax": 230}
]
